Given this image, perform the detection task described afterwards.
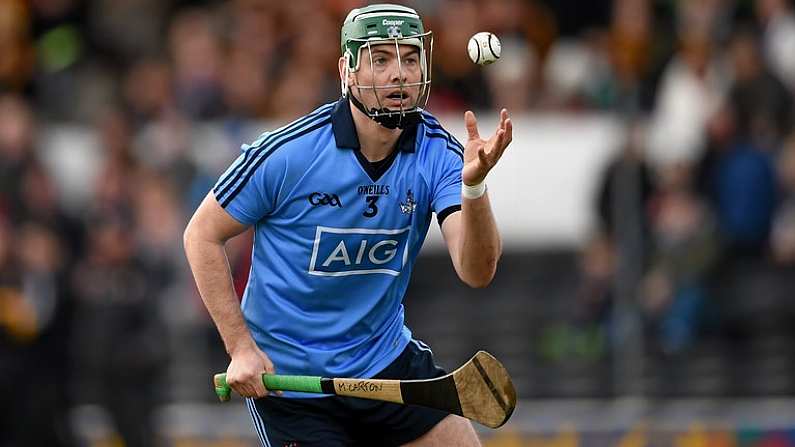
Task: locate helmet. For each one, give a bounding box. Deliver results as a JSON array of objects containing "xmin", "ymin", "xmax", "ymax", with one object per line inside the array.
[{"xmin": 340, "ymin": 4, "xmax": 433, "ymax": 129}]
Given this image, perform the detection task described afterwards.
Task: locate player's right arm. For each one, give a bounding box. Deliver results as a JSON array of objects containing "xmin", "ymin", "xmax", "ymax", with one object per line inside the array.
[{"xmin": 183, "ymin": 192, "xmax": 274, "ymax": 398}]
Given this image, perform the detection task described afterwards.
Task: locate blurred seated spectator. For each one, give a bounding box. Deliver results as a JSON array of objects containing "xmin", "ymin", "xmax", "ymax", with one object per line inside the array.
[
  {"xmin": 574, "ymin": 232, "xmax": 615, "ymax": 335},
  {"xmin": 0, "ymin": 93, "xmax": 36, "ymax": 213},
  {"xmin": 18, "ymin": 160, "xmax": 84, "ymax": 257},
  {"xmin": 695, "ymin": 102, "xmax": 737, "ymax": 200},
  {"xmin": 641, "ymin": 163, "xmax": 719, "ymax": 354},
  {"xmin": 607, "ymin": 0, "xmax": 654, "ymax": 113},
  {"xmin": 709, "ymin": 132, "xmax": 777, "ymax": 257},
  {"xmin": 727, "ymin": 28, "xmax": 793, "ymax": 149},
  {"xmin": 221, "ymin": 45, "xmax": 272, "ymax": 119},
  {"xmin": 168, "ymin": 8, "xmax": 225, "ymax": 121},
  {"xmin": 123, "ymin": 58, "xmax": 174, "ymax": 127},
  {"xmin": 0, "ymin": 216, "xmax": 78, "ymax": 445}
]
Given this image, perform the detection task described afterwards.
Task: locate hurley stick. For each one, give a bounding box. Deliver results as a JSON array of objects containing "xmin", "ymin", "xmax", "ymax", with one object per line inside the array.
[{"xmin": 213, "ymin": 351, "xmax": 516, "ymax": 428}]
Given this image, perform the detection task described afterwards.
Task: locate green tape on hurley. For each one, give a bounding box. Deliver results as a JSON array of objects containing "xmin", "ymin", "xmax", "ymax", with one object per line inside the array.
[
  {"xmin": 213, "ymin": 373, "xmax": 324, "ymax": 401},
  {"xmin": 263, "ymin": 375, "xmax": 323, "ymax": 393}
]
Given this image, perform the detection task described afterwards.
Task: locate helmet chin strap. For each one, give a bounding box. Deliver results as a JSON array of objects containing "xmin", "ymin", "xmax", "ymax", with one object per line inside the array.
[{"xmin": 348, "ymin": 91, "xmax": 422, "ymax": 130}]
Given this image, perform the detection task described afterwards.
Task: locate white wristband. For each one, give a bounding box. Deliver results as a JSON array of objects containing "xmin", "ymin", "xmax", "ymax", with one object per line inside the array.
[{"xmin": 461, "ymin": 181, "xmax": 487, "ymax": 200}]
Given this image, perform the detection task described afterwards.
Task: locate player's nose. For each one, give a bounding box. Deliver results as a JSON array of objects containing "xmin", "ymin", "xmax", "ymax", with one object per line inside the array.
[{"xmin": 389, "ymin": 61, "xmax": 408, "ymax": 85}]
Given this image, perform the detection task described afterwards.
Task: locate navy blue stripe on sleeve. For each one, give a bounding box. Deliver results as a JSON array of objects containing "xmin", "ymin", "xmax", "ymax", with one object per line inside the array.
[
  {"xmin": 422, "ymin": 123, "xmax": 465, "ymax": 153},
  {"xmin": 220, "ymin": 117, "xmax": 332, "ymax": 208},
  {"xmin": 424, "ymin": 132, "xmax": 464, "ymax": 160},
  {"xmin": 214, "ymin": 104, "xmax": 334, "ymax": 199},
  {"xmin": 421, "ymin": 113, "xmax": 466, "ymax": 151}
]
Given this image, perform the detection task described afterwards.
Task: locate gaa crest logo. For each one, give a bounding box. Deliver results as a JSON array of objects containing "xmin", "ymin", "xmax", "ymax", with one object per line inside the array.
[
  {"xmin": 308, "ymin": 192, "xmax": 342, "ymax": 208},
  {"xmin": 387, "ymin": 25, "xmax": 402, "ymax": 38}
]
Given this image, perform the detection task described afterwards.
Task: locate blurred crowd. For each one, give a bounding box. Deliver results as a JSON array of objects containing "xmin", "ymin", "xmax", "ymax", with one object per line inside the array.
[
  {"xmin": 1, "ymin": 0, "xmax": 795, "ymax": 445},
  {"xmin": 574, "ymin": 0, "xmax": 795, "ymax": 361}
]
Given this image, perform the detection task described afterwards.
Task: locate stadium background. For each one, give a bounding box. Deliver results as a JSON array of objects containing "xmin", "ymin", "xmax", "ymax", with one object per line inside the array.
[{"xmin": 2, "ymin": 0, "xmax": 795, "ymax": 445}]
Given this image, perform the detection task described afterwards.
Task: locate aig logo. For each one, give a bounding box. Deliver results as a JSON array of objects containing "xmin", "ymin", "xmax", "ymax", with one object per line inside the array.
[
  {"xmin": 309, "ymin": 226, "xmax": 410, "ymax": 276},
  {"xmin": 308, "ymin": 192, "xmax": 342, "ymax": 207}
]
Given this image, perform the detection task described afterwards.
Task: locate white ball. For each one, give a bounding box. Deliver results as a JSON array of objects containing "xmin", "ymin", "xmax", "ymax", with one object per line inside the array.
[{"xmin": 467, "ymin": 32, "xmax": 501, "ymax": 65}]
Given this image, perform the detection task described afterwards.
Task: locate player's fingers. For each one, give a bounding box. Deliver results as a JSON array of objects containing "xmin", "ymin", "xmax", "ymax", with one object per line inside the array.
[
  {"xmin": 465, "ymin": 111, "xmax": 480, "ymax": 141},
  {"xmin": 229, "ymin": 368, "xmax": 267, "ymax": 398},
  {"xmin": 263, "ymin": 363, "xmax": 283, "ymax": 396},
  {"xmin": 504, "ymin": 118, "xmax": 513, "ymax": 145},
  {"xmin": 490, "ymin": 129, "xmax": 506, "ymax": 157},
  {"xmin": 246, "ymin": 374, "xmax": 266, "ymax": 398},
  {"xmin": 497, "ymin": 108, "xmax": 508, "ymax": 132},
  {"xmin": 228, "ymin": 377, "xmax": 255, "ymax": 398},
  {"xmin": 494, "ymin": 125, "xmax": 510, "ymax": 159},
  {"xmin": 242, "ymin": 383, "xmax": 259, "ymax": 398}
]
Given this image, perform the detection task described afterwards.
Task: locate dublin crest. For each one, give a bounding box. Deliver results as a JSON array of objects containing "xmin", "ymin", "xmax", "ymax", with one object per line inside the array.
[{"xmin": 400, "ymin": 189, "xmax": 416, "ymax": 215}]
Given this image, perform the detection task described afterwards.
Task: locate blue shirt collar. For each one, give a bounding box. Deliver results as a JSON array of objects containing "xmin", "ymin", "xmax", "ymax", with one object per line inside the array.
[{"xmin": 331, "ymin": 97, "xmax": 417, "ymax": 153}]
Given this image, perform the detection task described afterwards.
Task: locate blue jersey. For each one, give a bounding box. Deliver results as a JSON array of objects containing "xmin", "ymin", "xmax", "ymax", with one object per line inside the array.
[{"xmin": 212, "ymin": 98, "xmax": 464, "ymax": 392}]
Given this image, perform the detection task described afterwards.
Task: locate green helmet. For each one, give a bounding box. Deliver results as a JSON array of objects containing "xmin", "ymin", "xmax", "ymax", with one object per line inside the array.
[{"xmin": 340, "ymin": 4, "xmax": 433, "ymax": 129}]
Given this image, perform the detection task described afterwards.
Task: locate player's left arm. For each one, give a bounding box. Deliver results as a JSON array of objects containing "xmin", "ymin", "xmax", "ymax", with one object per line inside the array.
[{"xmin": 441, "ymin": 109, "xmax": 512, "ymax": 288}]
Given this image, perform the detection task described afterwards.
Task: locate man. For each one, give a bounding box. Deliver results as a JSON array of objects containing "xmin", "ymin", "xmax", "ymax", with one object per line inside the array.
[{"xmin": 184, "ymin": 4, "xmax": 512, "ymax": 446}]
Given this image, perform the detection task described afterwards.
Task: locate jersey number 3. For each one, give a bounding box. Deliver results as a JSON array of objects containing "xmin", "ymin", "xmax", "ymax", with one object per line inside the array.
[{"xmin": 363, "ymin": 196, "xmax": 379, "ymax": 218}]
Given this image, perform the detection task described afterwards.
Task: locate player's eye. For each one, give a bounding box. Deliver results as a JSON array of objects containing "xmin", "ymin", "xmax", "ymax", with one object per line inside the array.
[
  {"xmin": 373, "ymin": 56, "xmax": 388, "ymax": 66},
  {"xmin": 403, "ymin": 56, "xmax": 419, "ymax": 66}
]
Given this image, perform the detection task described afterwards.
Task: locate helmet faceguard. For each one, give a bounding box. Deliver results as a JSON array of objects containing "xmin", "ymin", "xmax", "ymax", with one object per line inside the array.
[{"xmin": 340, "ymin": 4, "xmax": 433, "ymax": 129}]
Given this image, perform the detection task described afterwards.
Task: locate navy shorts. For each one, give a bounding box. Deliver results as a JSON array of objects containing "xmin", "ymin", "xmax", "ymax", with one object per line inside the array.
[{"xmin": 246, "ymin": 340, "xmax": 449, "ymax": 447}]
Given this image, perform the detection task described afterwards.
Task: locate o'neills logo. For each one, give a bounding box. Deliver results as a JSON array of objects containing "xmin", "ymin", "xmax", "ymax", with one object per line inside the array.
[{"xmin": 382, "ymin": 19, "xmax": 404, "ymax": 26}]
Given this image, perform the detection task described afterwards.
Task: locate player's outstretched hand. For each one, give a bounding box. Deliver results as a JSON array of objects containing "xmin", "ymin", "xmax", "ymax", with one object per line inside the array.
[
  {"xmin": 226, "ymin": 343, "xmax": 280, "ymax": 398},
  {"xmin": 462, "ymin": 108, "xmax": 513, "ymax": 186}
]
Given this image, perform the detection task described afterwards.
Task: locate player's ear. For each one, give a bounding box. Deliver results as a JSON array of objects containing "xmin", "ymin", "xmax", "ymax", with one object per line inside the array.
[
  {"xmin": 338, "ymin": 56, "xmax": 346, "ymax": 83},
  {"xmin": 339, "ymin": 56, "xmax": 358, "ymax": 97}
]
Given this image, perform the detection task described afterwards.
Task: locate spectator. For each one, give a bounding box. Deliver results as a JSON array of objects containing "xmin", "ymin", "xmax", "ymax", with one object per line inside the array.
[
  {"xmin": 596, "ymin": 120, "xmax": 656, "ymax": 240},
  {"xmin": 0, "ymin": 94, "xmax": 36, "ymax": 213},
  {"xmin": 0, "ymin": 217, "xmax": 78, "ymax": 446},
  {"xmin": 608, "ymin": 0, "xmax": 654, "ymax": 112},
  {"xmin": 168, "ymin": 8, "xmax": 226, "ymax": 120},
  {"xmin": 4, "ymin": 0, "xmax": 795, "ymax": 439},
  {"xmin": 756, "ymin": 0, "xmax": 795, "ymax": 93},
  {"xmin": 646, "ymin": 32, "xmax": 727, "ymax": 167},
  {"xmin": 87, "ymin": 0, "xmax": 169, "ymax": 66},
  {"xmin": 574, "ymin": 232, "xmax": 615, "ymax": 338},
  {"xmin": 726, "ymin": 28, "xmax": 793, "ymax": 149},
  {"xmin": 709, "ymin": 120, "xmax": 777, "ymax": 257},
  {"xmin": 123, "ymin": 58, "xmax": 174, "ymax": 127},
  {"xmin": 641, "ymin": 163, "xmax": 719, "ymax": 354},
  {"xmin": 70, "ymin": 216, "xmax": 167, "ymax": 447}
]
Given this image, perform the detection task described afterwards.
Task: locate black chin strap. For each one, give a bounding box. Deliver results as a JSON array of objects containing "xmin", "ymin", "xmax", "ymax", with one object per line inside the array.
[{"xmin": 348, "ymin": 93, "xmax": 422, "ymax": 130}]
